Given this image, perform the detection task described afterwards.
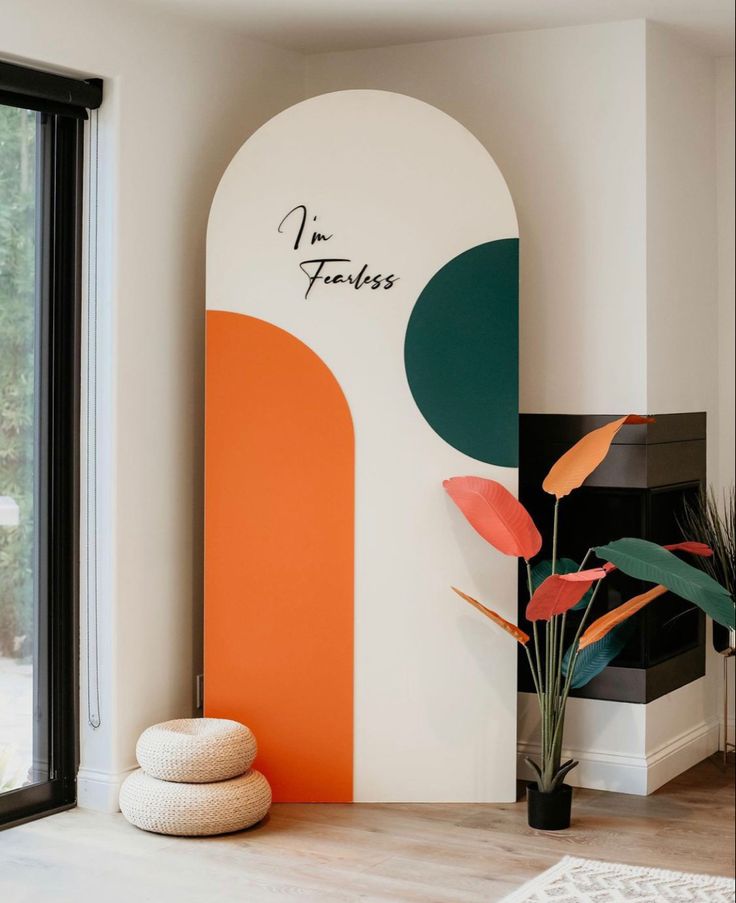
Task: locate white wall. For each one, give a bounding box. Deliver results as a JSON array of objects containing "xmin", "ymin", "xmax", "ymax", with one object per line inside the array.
[
  {"xmin": 306, "ymin": 21, "xmax": 649, "ymax": 417},
  {"xmin": 643, "ymin": 23, "xmax": 723, "ymax": 768},
  {"xmin": 715, "ymin": 57, "xmax": 735, "ymax": 499},
  {"xmin": 645, "ymin": 24, "xmax": 718, "ymax": 475},
  {"xmin": 646, "ymin": 29, "xmax": 735, "ymax": 761},
  {"xmin": 0, "ymin": 0, "xmax": 305, "ymax": 810}
]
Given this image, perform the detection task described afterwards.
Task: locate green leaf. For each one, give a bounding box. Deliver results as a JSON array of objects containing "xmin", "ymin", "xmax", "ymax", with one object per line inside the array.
[
  {"xmin": 531, "ymin": 558, "xmax": 592, "ymax": 610},
  {"xmin": 596, "ymin": 537, "xmax": 735, "ymax": 629},
  {"xmin": 551, "ymin": 759, "xmax": 579, "ymax": 790},
  {"xmin": 525, "ymin": 757, "xmax": 543, "ymax": 784},
  {"xmin": 562, "ymin": 619, "xmax": 636, "ymax": 688}
]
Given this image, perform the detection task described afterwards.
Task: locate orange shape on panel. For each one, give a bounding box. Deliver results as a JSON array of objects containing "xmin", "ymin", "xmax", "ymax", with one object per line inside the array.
[{"xmin": 204, "ymin": 311, "xmax": 354, "ymax": 802}]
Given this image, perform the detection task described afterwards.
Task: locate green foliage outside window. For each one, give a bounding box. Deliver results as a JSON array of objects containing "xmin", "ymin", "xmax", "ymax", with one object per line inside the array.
[{"xmin": 0, "ymin": 105, "xmax": 36, "ymax": 656}]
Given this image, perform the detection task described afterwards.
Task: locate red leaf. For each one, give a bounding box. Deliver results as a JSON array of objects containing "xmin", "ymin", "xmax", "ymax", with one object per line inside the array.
[
  {"xmin": 559, "ymin": 567, "xmax": 608, "ymax": 582},
  {"xmin": 526, "ymin": 574, "xmax": 595, "ymax": 621},
  {"xmin": 663, "ymin": 541, "xmax": 713, "ymax": 558},
  {"xmin": 443, "ymin": 477, "xmax": 542, "ymax": 560}
]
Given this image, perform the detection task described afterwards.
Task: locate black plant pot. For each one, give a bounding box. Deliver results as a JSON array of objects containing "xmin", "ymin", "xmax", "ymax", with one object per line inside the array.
[{"xmin": 527, "ymin": 782, "xmax": 573, "ymax": 830}]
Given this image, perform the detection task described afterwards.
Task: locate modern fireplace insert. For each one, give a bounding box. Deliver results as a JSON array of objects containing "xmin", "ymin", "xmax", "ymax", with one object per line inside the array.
[{"xmin": 518, "ymin": 412, "xmax": 706, "ymax": 704}]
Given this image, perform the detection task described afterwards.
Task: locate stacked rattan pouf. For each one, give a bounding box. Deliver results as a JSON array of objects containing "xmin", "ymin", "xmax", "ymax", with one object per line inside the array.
[{"xmin": 119, "ymin": 718, "xmax": 272, "ymax": 836}]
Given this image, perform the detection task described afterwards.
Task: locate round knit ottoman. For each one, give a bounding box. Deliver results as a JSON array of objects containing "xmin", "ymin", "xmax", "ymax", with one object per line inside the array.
[
  {"xmin": 119, "ymin": 768, "xmax": 272, "ymax": 836},
  {"xmin": 136, "ymin": 718, "xmax": 256, "ymax": 783}
]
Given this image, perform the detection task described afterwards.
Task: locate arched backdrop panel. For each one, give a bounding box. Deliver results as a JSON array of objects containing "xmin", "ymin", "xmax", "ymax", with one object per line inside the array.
[{"xmin": 206, "ymin": 90, "xmax": 520, "ymax": 802}]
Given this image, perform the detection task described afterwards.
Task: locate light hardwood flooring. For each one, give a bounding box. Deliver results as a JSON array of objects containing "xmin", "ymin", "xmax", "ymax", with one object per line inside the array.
[{"xmin": 1, "ymin": 757, "xmax": 733, "ymax": 903}]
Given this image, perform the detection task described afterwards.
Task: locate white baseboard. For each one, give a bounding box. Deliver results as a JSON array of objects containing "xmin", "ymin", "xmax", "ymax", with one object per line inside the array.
[
  {"xmin": 77, "ymin": 766, "xmax": 136, "ymax": 813},
  {"xmin": 517, "ymin": 740, "xmax": 650, "ymax": 795},
  {"xmin": 646, "ymin": 719, "xmax": 720, "ymax": 792},
  {"xmin": 517, "ymin": 718, "xmax": 719, "ymax": 796}
]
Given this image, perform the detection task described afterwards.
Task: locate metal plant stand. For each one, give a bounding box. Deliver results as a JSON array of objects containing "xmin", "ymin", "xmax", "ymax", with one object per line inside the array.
[{"xmin": 723, "ymin": 629, "xmax": 736, "ymax": 765}]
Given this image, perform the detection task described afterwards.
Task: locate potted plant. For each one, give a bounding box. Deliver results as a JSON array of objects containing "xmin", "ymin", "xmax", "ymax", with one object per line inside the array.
[{"xmin": 444, "ymin": 414, "xmax": 735, "ymax": 830}]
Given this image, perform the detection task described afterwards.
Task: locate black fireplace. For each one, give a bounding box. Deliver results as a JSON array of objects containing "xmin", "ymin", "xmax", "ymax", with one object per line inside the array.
[{"xmin": 518, "ymin": 413, "xmax": 706, "ymax": 704}]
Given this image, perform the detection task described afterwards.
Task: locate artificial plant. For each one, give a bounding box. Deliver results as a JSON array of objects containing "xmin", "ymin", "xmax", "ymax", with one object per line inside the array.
[{"xmin": 444, "ymin": 415, "xmax": 736, "ymax": 794}]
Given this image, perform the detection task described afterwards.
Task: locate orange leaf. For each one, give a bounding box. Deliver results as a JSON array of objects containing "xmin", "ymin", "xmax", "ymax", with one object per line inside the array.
[
  {"xmin": 526, "ymin": 574, "xmax": 597, "ymax": 621},
  {"xmin": 443, "ymin": 477, "xmax": 542, "ymax": 560},
  {"xmin": 451, "ymin": 587, "xmax": 530, "ymax": 645},
  {"xmin": 542, "ymin": 415, "xmax": 654, "ymax": 499},
  {"xmin": 578, "ymin": 584, "xmax": 668, "ymax": 649}
]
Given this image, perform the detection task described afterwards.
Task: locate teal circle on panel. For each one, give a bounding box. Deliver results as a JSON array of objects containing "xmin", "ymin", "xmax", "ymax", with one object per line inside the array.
[{"xmin": 404, "ymin": 239, "xmax": 519, "ymax": 467}]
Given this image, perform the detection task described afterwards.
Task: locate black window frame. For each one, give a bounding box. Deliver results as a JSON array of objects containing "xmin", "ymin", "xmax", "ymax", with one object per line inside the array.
[{"xmin": 0, "ymin": 60, "xmax": 101, "ymax": 830}]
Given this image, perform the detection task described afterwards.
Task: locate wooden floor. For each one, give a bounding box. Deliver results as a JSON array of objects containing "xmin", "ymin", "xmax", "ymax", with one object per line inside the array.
[{"xmin": 1, "ymin": 757, "xmax": 733, "ymax": 902}]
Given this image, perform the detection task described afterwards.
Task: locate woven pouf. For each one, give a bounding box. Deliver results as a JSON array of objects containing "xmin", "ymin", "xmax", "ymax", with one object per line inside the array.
[
  {"xmin": 120, "ymin": 768, "xmax": 272, "ymax": 836},
  {"xmin": 136, "ymin": 718, "xmax": 256, "ymax": 783}
]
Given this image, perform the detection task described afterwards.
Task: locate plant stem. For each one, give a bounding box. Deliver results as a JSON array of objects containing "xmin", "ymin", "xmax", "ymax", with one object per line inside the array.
[
  {"xmin": 578, "ymin": 548, "xmax": 593, "ymax": 571},
  {"xmin": 544, "ymin": 618, "xmax": 550, "ymax": 762},
  {"xmin": 527, "ymin": 561, "xmax": 545, "ymax": 705},
  {"xmin": 545, "ymin": 499, "xmax": 560, "ymax": 775},
  {"xmin": 569, "ymin": 580, "xmax": 601, "ymax": 663},
  {"xmin": 550, "ymin": 613, "xmax": 558, "ymax": 713},
  {"xmin": 554, "ymin": 611, "xmax": 567, "ymax": 707},
  {"xmin": 532, "ymin": 622, "xmax": 543, "ymax": 700},
  {"xmin": 524, "ymin": 644, "xmax": 542, "ymax": 698},
  {"xmin": 555, "ymin": 548, "xmax": 593, "ymax": 706},
  {"xmin": 547, "ymin": 580, "xmax": 604, "ymax": 761},
  {"xmin": 526, "ymin": 560, "xmax": 547, "ymax": 768}
]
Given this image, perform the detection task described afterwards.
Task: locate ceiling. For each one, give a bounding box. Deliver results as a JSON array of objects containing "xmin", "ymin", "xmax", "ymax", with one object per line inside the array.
[{"xmin": 141, "ymin": 0, "xmax": 734, "ymax": 55}]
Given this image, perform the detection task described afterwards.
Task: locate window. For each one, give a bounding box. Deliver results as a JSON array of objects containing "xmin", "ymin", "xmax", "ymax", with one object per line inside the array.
[{"xmin": 0, "ymin": 60, "xmax": 101, "ymax": 829}]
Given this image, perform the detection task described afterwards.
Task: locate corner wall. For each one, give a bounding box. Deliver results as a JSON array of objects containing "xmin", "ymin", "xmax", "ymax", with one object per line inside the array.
[
  {"xmin": 715, "ymin": 55, "xmax": 735, "ymax": 748},
  {"xmin": 644, "ymin": 24, "xmax": 733, "ymax": 768},
  {"xmin": 715, "ymin": 56, "xmax": 735, "ymax": 499},
  {"xmin": 0, "ymin": 0, "xmax": 305, "ymax": 810},
  {"xmin": 645, "ymin": 24, "xmax": 718, "ymax": 477}
]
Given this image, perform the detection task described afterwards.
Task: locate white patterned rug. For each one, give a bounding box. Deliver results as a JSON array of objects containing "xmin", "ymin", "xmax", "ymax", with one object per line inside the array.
[{"xmin": 501, "ymin": 856, "xmax": 735, "ymax": 902}]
